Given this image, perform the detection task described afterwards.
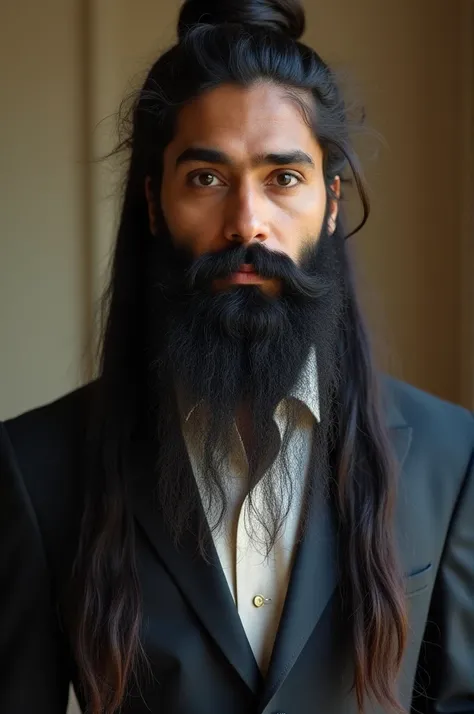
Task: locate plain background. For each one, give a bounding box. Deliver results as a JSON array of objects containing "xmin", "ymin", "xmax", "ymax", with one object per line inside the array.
[{"xmin": 0, "ymin": 1, "xmax": 473, "ymax": 711}]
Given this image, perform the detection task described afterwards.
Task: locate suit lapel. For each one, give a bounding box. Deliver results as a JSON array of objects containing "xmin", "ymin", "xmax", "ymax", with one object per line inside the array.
[
  {"xmin": 261, "ymin": 385, "xmax": 413, "ymax": 707},
  {"xmin": 261, "ymin": 494, "xmax": 337, "ymax": 706},
  {"xmin": 131, "ymin": 433, "xmax": 261, "ymax": 695},
  {"xmin": 260, "ymin": 431, "xmax": 338, "ymax": 706}
]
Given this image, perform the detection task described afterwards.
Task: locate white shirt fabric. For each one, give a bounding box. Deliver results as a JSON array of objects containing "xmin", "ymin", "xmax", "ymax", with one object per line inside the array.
[{"xmin": 180, "ymin": 349, "xmax": 320, "ymax": 674}]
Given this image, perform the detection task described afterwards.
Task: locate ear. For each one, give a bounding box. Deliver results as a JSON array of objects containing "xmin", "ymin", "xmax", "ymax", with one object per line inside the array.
[
  {"xmin": 327, "ymin": 175, "xmax": 341, "ymax": 236},
  {"xmin": 145, "ymin": 176, "xmax": 157, "ymax": 235}
]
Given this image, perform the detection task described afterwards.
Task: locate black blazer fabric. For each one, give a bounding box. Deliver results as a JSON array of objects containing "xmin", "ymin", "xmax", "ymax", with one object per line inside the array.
[{"xmin": 1, "ymin": 377, "xmax": 473, "ymax": 714}]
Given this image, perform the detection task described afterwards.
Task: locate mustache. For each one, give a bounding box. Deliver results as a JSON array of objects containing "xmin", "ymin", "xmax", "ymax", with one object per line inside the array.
[{"xmin": 185, "ymin": 242, "xmax": 331, "ymax": 300}]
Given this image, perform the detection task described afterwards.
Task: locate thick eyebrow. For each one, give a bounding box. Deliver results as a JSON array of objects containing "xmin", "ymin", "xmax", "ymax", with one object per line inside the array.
[
  {"xmin": 175, "ymin": 146, "xmax": 315, "ymax": 169},
  {"xmin": 258, "ymin": 151, "xmax": 315, "ymax": 168}
]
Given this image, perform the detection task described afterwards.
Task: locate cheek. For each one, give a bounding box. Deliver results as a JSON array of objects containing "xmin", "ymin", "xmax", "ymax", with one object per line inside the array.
[
  {"xmin": 276, "ymin": 196, "xmax": 327, "ymax": 260},
  {"xmin": 294, "ymin": 182, "xmax": 328, "ymax": 232},
  {"xmin": 161, "ymin": 188, "xmax": 219, "ymax": 257}
]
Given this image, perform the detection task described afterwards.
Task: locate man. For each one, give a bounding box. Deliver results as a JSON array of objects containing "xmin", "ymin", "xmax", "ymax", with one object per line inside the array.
[{"xmin": 1, "ymin": 0, "xmax": 473, "ymax": 713}]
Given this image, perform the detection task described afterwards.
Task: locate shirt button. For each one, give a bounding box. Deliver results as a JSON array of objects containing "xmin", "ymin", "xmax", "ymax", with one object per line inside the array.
[{"xmin": 253, "ymin": 595, "xmax": 265, "ymax": 608}]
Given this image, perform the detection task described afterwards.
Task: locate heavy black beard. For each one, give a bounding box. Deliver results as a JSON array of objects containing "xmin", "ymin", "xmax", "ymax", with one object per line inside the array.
[{"xmin": 145, "ymin": 224, "xmax": 346, "ymax": 551}]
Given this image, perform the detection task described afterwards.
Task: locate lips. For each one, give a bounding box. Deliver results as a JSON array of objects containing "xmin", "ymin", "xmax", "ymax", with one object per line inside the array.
[
  {"xmin": 225, "ymin": 263, "xmax": 265, "ymax": 285},
  {"xmin": 237, "ymin": 263, "xmax": 256, "ymax": 274}
]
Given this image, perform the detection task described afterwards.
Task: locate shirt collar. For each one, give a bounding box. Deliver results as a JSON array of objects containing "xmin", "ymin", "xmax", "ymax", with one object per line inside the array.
[{"xmin": 285, "ymin": 345, "xmax": 320, "ymax": 422}]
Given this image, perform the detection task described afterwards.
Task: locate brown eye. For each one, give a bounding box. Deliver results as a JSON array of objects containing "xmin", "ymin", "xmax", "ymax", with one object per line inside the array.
[
  {"xmin": 190, "ymin": 172, "xmax": 221, "ymax": 187},
  {"xmin": 274, "ymin": 172, "xmax": 300, "ymax": 187}
]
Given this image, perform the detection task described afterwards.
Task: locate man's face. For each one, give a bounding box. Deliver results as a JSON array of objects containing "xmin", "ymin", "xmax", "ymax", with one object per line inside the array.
[{"xmin": 148, "ymin": 82, "xmax": 339, "ymax": 296}]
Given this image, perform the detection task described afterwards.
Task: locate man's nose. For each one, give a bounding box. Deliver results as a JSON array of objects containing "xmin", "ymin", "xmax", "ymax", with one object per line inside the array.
[{"xmin": 223, "ymin": 187, "xmax": 270, "ymax": 245}]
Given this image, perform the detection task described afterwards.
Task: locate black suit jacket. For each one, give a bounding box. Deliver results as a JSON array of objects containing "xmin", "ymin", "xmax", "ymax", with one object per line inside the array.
[{"xmin": 1, "ymin": 377, "xmax": 473, "ymax": 714}]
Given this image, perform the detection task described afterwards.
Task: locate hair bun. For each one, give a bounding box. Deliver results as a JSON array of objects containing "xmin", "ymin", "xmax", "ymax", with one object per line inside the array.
[{"xmin": 177, "ymin": 0, "xmax": 305, "ymax": 42}]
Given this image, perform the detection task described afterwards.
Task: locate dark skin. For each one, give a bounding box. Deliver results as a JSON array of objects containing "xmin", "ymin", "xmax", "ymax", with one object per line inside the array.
[{"xmin": 145, "ymin": 81, "xmax": 340, "ymax": 448}]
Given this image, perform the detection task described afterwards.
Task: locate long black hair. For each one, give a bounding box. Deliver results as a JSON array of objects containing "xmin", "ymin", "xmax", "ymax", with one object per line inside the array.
[{"xmin": 66, "ymin": 1, "xmax": 408, "ymax": 712}]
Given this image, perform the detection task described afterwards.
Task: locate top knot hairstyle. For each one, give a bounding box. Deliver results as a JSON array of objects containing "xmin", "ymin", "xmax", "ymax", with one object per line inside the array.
[
  {"xmin": 178, "ymin": 0, "xmax": 306, "ymax": 40},
  {"xmin": 110, "ymin": 0, "xmax": 370, "ymax": 240},
  {"xmin": 67, "ymin": 2, "xmax": 408, "ymax": 713}
]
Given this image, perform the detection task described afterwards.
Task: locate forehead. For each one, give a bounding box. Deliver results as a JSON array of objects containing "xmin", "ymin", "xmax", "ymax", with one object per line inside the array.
[{"xmin": 168, "ymin": 82, "xmax": 323, "ymax": 163}]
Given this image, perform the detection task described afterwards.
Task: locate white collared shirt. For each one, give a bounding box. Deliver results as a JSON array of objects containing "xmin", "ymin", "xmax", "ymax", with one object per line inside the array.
[{"xmin": 180, "ymin": 349, "xmax": 319, "ymax": 674}]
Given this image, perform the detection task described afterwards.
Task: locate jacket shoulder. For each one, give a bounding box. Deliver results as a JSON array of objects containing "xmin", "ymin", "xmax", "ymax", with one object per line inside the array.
[
  {"xmin": 2, "ymin": 383, "xmax": 97, "ymax": 575},
  {"xmin": 384, "ymin": 375, "xmax": 474, "ymax": 471},
  {"xmin": 4, "ymin": 382, "xmax": 95, "ymax": 472}
]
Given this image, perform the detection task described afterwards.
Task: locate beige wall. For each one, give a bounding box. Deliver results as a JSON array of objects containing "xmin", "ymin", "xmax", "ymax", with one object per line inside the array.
[
  {"xmin": 307, "ymin": 0, "xmax": 469, "ymax": 403},
  {"xmin": 0, "ymin": 1, "xmax": 472, "ymax": 711},
  {"xmin": 460, "ymin": 0, "xmax": 474, "ymax": 407},
  {"xmin": 0, "ymin": 0, "xmax": 87, "ymax": 420}
]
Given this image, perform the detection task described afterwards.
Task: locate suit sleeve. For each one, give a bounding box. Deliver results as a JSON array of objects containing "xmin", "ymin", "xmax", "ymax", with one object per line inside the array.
[
  {"xmin": 0, "ymin": 422, "xmax": 71, "ymax": 713},
  {"xmin": 413, "ymin": 439, "xmax": 474, "ymax": 714}
]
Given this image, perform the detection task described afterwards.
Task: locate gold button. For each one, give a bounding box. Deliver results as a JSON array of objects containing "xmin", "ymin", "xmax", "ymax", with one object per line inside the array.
[{"xmin": 253, "ymin": 595, "xmax": 265, "ymax": 608}]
